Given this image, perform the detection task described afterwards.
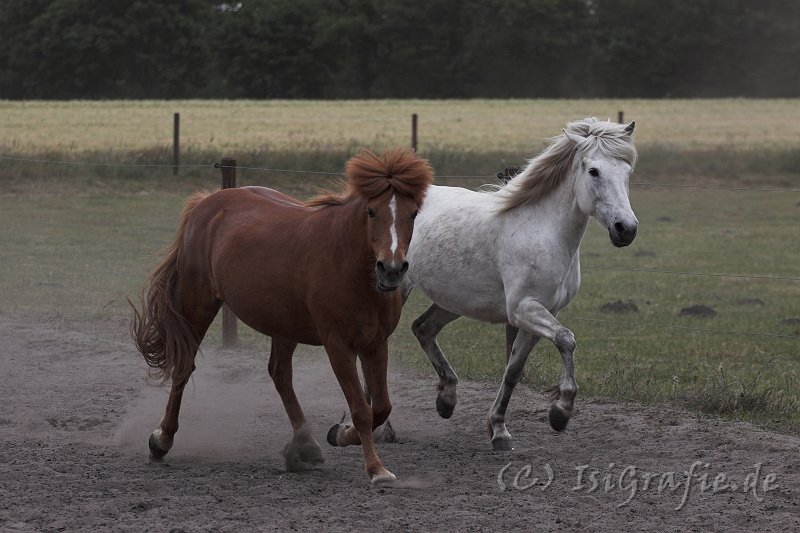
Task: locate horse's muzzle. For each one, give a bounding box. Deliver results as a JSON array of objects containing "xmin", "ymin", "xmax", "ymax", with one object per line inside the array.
[
  {"xmin": 375, "ymin": 260, "xmax": 409, "ymax": 292},
  {"xmin": 610, "ymin": 220, "xmax": 638, "ymax": 247}
]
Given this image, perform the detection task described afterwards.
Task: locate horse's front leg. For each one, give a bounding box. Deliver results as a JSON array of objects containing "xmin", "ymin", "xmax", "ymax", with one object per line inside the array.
[
  {"xmin": 487, "ymin": 330, "xmax": 540, "ymax": 450},
  {"xmin": 508, "ymin": 296, "xmax": 578, "ymax": 432},
  {"xmin": 362, "ymin": 371, "xmax": 397, "ymax": 443},
  {"xmin": 324, "ymin": 339, "xmax": 395, "ymax": 486},
  {"xmin": 359, "ymin": 344, "xmax": 393, "ymax": 431},
  {"xmin": 412, "ymin": 303, "xmax": 461, "ymax": 418}
]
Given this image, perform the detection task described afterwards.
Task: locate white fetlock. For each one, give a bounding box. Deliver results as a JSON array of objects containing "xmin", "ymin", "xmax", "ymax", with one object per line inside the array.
[{"xmin": 370, "ymin": 469, "xmax": 397, "ymax": 486}]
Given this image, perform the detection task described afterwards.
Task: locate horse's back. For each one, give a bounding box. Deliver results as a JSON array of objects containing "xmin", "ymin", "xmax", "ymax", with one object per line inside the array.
[{"xmin": 240, "ymin": 186, "xmax": 307, "ymax": 208}]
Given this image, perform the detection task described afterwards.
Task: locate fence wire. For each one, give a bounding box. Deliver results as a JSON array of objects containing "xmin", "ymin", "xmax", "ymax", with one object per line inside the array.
[{"xmin": 4, "ymin": 154, "xmax": 800, "ymax": 192}]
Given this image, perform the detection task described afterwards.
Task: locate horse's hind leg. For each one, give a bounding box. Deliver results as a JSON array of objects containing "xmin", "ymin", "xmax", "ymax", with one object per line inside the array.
[
  {"xmin": 149, "ymin": 283, "xmax": 221, "ymax": 459},
  {"xmin": 411, "ymin": 304, "xmax": 460, "ymax": 418},
  {"xmin": 487, "ymin": 330, "xmax": 540, "ymax": 450},
  {"xmin": 150, "ymin": 374, "xmax": 192, "ymax": 459},
  {"xmin": 268, "ymin": 336, "xmax": 324, "ymax": 471},
  {"xmin": 505, "ymin": 324, "xmax": 519, "ymax": 362}
]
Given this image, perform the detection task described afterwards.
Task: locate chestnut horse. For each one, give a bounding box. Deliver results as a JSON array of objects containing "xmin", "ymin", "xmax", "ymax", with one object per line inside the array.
[{"xmin": 130, "ymin": 148, "xmax": 433, "ymax": 485}]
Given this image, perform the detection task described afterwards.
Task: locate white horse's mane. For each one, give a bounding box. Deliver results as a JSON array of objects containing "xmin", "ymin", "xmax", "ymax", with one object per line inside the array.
[{"xmin": 489, "ymin": 117, "xmax": 638, "ymax": 212}]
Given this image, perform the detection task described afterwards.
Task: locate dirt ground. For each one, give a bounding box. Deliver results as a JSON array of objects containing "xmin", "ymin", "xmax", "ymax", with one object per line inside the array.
[{"xmin": 1, "ymin": 315, "xmax": 798, "ymax": 532}]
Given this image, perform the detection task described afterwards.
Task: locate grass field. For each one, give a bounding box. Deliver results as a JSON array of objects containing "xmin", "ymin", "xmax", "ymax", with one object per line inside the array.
[{"xmin": 1, "ymin": 99, "xmax": 799, "ymax": 430}]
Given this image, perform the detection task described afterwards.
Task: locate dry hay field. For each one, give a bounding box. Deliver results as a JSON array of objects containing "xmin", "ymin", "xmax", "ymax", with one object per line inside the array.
[
  {"xmin": 1, "ymin": 99, "xmax": 799, "ymax": 531},
  {"xmin": 2, "ymin": 99, "xmax": 800, "ymax": 152}
]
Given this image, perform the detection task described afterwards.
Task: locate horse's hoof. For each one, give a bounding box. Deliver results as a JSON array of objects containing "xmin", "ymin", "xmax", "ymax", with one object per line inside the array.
[
  {"xmin": 302, "ymin": 445, "xmax": 325, "ymax": 464},
  {"xmin": 436, "ymin": 396, "xmax": 455, "ymax": 419},
  {"xmin": 548, "ymin": 404, "xmax": 571, "ymax": 432},
  {"xmin": 370, "ymin": 470, "xmax": 397, "ymax": 486},
  {"xmin": 148, "ymin": 432, "xmax": 169, "ymax": 459},
  {"xmin": 491, "ymin": 437, "xmax": 515, "ymax": 451},
  {"xmin": 326, "ymin": 423, "xmax": 344, "ymax": 447},
  {"xmin": 283, "ymin": 442, "xmax": 325, "ymax": 471}
]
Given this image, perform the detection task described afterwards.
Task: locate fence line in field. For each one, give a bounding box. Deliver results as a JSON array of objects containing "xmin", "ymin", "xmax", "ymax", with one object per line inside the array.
[{"xmin": 4, "ymin": 154, "xmax": 800, "ymax": 192}]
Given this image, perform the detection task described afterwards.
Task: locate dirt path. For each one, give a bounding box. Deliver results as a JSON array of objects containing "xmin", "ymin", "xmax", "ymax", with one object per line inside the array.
[{"xmin": 1, "ymin": 317, "xmax": 798, "ymax": 532}]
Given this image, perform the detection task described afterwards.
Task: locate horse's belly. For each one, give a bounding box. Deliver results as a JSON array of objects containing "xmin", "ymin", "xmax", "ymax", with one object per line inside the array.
[
  {"xmin": 416, "ymin": 276, "xmax": 508, "ymax": 323},
  {"xmin": 224, "ymin": 287, "xmax": 323, "ymax": 346}
]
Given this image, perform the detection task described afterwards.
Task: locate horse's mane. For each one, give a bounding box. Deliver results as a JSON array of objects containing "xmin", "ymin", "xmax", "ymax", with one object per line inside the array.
[
  {"xmin": 490, "ymin": 117, "xmax": 637, "ymax": 212},
  {"xmin": 306, "ymin": 148, "xmax": 433, "ymax": 208}
]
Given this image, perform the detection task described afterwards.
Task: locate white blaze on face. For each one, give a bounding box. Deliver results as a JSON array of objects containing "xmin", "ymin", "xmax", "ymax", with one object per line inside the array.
[{"xmin": 389, "ymin": 194, "xmax": 398, "ymax": 255}]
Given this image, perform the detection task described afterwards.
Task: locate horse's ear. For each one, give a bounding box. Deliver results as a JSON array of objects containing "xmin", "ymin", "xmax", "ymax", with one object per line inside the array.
[
  {"xmin": 563, "ymin": 129, "xmax": 585, "ymax": 145},
  {"xmin": 624, "ymin": 121, "xmax": 636, "ymax": 135}
]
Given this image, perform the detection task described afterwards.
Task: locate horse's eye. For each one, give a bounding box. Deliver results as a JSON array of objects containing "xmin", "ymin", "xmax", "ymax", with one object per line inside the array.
[
  {"xmin": 411, "ymin": 210, "xmax": 418, "ymax": 220},
  {"xmin": 367, "ymin": 208, "xmax": 376, "ymax": 218},
  {"xmin": 588, "ymin": 168, "xmax": 599, "ymax": 177}
]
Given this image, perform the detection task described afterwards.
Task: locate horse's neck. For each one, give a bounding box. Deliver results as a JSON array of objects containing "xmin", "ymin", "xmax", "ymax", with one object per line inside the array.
[
  {"xmin": 324, "ymin": 200, "xmax": 373, "ymax": 276},
  {"xmin": 506, "ymin": 172, "xmax": 590, "ymax": 254}
]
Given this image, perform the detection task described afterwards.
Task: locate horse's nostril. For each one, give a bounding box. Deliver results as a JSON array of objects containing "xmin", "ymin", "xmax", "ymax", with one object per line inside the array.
[
  {"xmin": 401, "ymin": 261, "xmax": 409, "ymax": 272},
  {"xmin": 376, "ymin": 261, "xmax": 385, "ymax": 272},
  {"xmin": 614, "ymin": 222, "xmax": 625, "ymax": 234}
]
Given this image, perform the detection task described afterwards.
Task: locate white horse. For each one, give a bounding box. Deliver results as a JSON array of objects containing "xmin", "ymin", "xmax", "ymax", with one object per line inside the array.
[{"xmin": 402, "ymin": 117, "xmax": 639, "ymax": 450}]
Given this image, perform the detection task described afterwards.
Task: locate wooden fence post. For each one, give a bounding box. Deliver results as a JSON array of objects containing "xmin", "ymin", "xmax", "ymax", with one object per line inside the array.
[
  {"xmin": 617, "ymin": 110, "xmax": 624, "ymax": 124},
  {"xmin": 411, "ymin": 113, "xmax": 418, "ymax": 152},
  {"xmin": 173, "ymin": 113, "xmax": 180, "ymax": 176},
  {"xmin": 219, "ymin": 157, "xmax": 239, "ymax": 348}
]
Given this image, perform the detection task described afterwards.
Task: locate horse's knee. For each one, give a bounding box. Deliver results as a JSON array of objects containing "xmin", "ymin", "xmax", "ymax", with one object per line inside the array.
[
  {"xmin": 350, "ymin": 403, "xmax": 374, "ymax": 432},
  {"xmin": 554, "ymin": 327, "xmax": 576, "ymax": 354}
]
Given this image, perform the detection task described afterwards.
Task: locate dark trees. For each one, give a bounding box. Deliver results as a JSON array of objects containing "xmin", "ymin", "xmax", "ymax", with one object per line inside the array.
[{"xmin": 0, "ymin": 0, "xmax": 797, "ymax": 99}]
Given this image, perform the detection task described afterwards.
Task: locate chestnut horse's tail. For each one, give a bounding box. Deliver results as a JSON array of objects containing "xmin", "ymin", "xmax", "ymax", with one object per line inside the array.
[{"xmin": 129, "ymin": 191, "xmax": 212, "ymax": 384}]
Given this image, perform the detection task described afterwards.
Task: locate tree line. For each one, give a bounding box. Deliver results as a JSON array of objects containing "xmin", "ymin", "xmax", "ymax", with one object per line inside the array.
[{"xmin": 1, "ymin": 0, "xmax": 798, "ymax": 99}]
